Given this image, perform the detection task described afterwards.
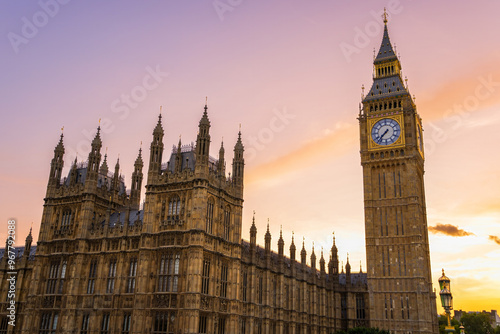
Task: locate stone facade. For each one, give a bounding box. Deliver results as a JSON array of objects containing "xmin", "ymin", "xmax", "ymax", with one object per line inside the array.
[
  {"xmin": 358, "ymin": 19, "xmax": 439, "ymax": 334},
  {"xmin": 0, "ymin": 19, "xmax": 439, "ymax": 334},
  {"xmin": 0, "ymin": 106, "xmax": 368, "ymax": 334}
]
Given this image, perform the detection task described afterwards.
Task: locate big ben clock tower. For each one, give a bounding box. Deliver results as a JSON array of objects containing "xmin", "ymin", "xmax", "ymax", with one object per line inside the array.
[{"xmin": 359, "ymin": 13, "xmax": 438, "ymax": 334}]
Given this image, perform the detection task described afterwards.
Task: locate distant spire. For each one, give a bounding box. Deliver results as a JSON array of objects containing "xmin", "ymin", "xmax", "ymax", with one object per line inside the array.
[
  {"xmin": 290, "ymin": 231, "xmax": 296, "ymax": 261},
  {"xmin": 250, "ymin": 210, "xmax": 257, "ymax": 246},
  {"xmin": 100, "ymin": 153, "xmax": 109, "ymax": 175},
  {"xmin": 301, "ymin": 237, "xmax": 307, "ymax": 265},
  {"xmin": 374, "ymin": 11, "xmax": 397, "ymax": 63},
  {"xmin": 332, "ymin": 231, "xmax": 338, "ymax": 254},
  {"xmin": 153, "ymin": 112, "xmax": 164, "ymax": 135},
  {"xmin": 278, "ymin": 225, "xmax": 284, "ymax": 257},
  {"xmin": 265, "ymin": 220, "xmax": 271, "ymax": 253},
  {"xmin": 346, "ymin": 252, "xmax": 351, "ymax": 275}
]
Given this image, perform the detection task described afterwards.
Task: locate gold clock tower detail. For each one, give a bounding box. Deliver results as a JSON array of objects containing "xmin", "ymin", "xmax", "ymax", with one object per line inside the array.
[{"xmin": 358, "ymin": 15, "xmax": 438, "ymax": 334}]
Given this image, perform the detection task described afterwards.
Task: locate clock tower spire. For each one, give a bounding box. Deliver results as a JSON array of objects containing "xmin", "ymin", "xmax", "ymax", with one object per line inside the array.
[{"xmin": 359, "ymin": 16, "xmax": 437, "ymax": 334}]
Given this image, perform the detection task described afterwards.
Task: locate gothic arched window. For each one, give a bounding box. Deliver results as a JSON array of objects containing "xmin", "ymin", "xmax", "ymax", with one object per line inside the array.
[
  {"xmin": 223, "ymin": 206, "xmax": 231, "ymax": 240},
  {"xmin": 61, "ymin": 209, "xmax": 72, "ymax": 229},
  {"xmin": 206, "ymin": 198, "xmax": 214, "ymax": 234},
  {"xmin": 168, "ymin": 196, "xmax": 181, "ymax": 222}
]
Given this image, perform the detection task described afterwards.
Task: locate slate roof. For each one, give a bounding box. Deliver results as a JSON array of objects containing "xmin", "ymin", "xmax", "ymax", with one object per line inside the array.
[
  {"xmin": 63, "ymin": 166, "xmax": 126, "ymax": 195},
  {"xmin": 0, "ymin": 245, "xmax": 37, "ymax": 260},
  {"xmin": 375, "ymin": 24, "xmax": 398, "ymax": 63},
  {"xmin": 100, "ymin": 209, "xmax": 144, "ymax": 228},
  {"xmin": 162, "ymin": 146, "xmax": 219, "ymax": 173},
  {"xmin": 363, "ymin": 74, "xmax": 408, "ymax": 102}
]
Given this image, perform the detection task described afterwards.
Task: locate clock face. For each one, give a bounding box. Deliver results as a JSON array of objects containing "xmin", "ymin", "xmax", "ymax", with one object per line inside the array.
[{"xmin": 371, "ymin": 118, "xmax": 401, "ymax": 146}]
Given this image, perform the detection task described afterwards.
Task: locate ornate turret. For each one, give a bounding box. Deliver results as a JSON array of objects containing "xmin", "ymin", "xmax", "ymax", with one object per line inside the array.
[
  {"xmin": 250, "ymin": 212, "xmax": 257, "ymax": 248},
  {"xmin": 290, "ymin": 232, "xmax": 296, "ymax": 262},
  {"xmin": 175, "ymin": 137, "xmax": 183, "ymax": 173},
  {"xmin": 112, "ymin": 157, "xmax": 120, "ymax": 191},
  {"xmin": 346, "ymin": 253, "xmax": 351, "ymax": 285},
  {"xmin": 310, "ymin": 243, "xmax": 316, "ymax": 270},
  {"xmin": 265, "ymin": 221, "xmax": 271, "ymax": 254},
  {"xmin": 48, "ymin": 132, "xmax": 65, "ymax": 190},
  {"xmin": 232, "ymin": 130, "xmax": 244, "ymax": 187},
  {"xmin": 278, "ymin": 226, "xmax": 284, "ymax": 257},
  {"xmin": 24, "ymin": 228, "xmax": 33, "ymax": 257},
  {"xmin": 301, "ymin": 238, "xmax": 307, "ymax": 266},
  {"xmin": 148, "ymin": 113, "xmax": 164, "ymax": 183},
  {"xmin": 100, "ymin": 153, "xmax": 109, "ymax": 176},
  {"xmin": 320, "ymin": 248, "xmax": 326, "ymax": 274},
  {"xmin": 85, "ymin": 126, "xmax": 102, "ymax": 189},
  {"xmin": 69, "ymin": 157, "xmax": 78, "ymax": 186},
  {"xmin": 329, "ymin": 233, "xmax": 339, "ymax": 276},
  {"xmin": 195, "ymin": 102, "xmax": 211, "ymax": 167},
  {"xmin": 218, "ymin": 140, "xmax": 225, "ymax": 177},
  {"xmin": 130, "ymin": 147, "xmax": 143, "ymax": 210}
]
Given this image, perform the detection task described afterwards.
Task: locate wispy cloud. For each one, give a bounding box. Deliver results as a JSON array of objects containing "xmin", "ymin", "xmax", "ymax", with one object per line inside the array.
[
  {"xmin": 246, "ymin": 122, "xmax": 356, "ymax": 185},
  {"xmin": 418, "ymin": 59, "xmax": 500, "ymax": 122},
  {"xmin": 429, "ymin": 223, "xmax": 474, "ymax": 237},
  {"xmin": 489, "ymin": 235, "xmax": 500, "ymax": 245}
]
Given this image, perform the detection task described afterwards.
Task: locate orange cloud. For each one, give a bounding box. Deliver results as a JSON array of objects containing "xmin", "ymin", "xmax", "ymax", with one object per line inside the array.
[
  {"xmin": 246, "ymin": 124, "xmax": 357, "ymax": 185},
  {"xmin": 428, "ymin": 223, "xmax": 474, "ymax": 237},
  {"xmin": 489, "ymin": 235, "xmax": 500, "ymax": 245},
  {"xmin": 418, "ymin": 58, "xmax": 500, "ymax": 122}
]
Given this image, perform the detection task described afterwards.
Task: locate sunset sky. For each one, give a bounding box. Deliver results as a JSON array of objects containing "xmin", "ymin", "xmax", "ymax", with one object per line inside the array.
[{"xmin": 1, "ymin": 1, "xmax": 499, "ymax": 312}]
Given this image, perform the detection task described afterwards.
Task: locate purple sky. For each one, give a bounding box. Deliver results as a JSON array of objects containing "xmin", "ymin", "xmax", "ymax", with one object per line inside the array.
[{"xmin": 1, "ymin": 0, "xmax": 500, "ymax": 310}]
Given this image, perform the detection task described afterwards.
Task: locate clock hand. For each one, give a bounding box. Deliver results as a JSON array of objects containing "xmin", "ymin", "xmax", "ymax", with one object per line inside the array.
[{"xmin": 379, "ymin": 129, "xmax": 389, "ymax": 142}]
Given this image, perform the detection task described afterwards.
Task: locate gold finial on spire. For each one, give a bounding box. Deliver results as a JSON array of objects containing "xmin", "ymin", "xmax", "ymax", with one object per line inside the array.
[
  {"xmin": 61, "ymin": 126, "xmax": 64, "ymax": 133},
  {"xmin": 239, "ymin": 123, "xmax": 241, "ymax": 131},
  {"xmin": 382, "ymin": 7, "xmax": 388, "ymax": 25},
  {"xmin": 160, "ymin": 105, "xmax": 162, "ymax": 114},
  {"xmin": 205, "ymin": 96, "xmax": 208, "ymax": 105},
  {"xmin": 99, "ymin": 118, "xmax": 101, "ymax": 126}
]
